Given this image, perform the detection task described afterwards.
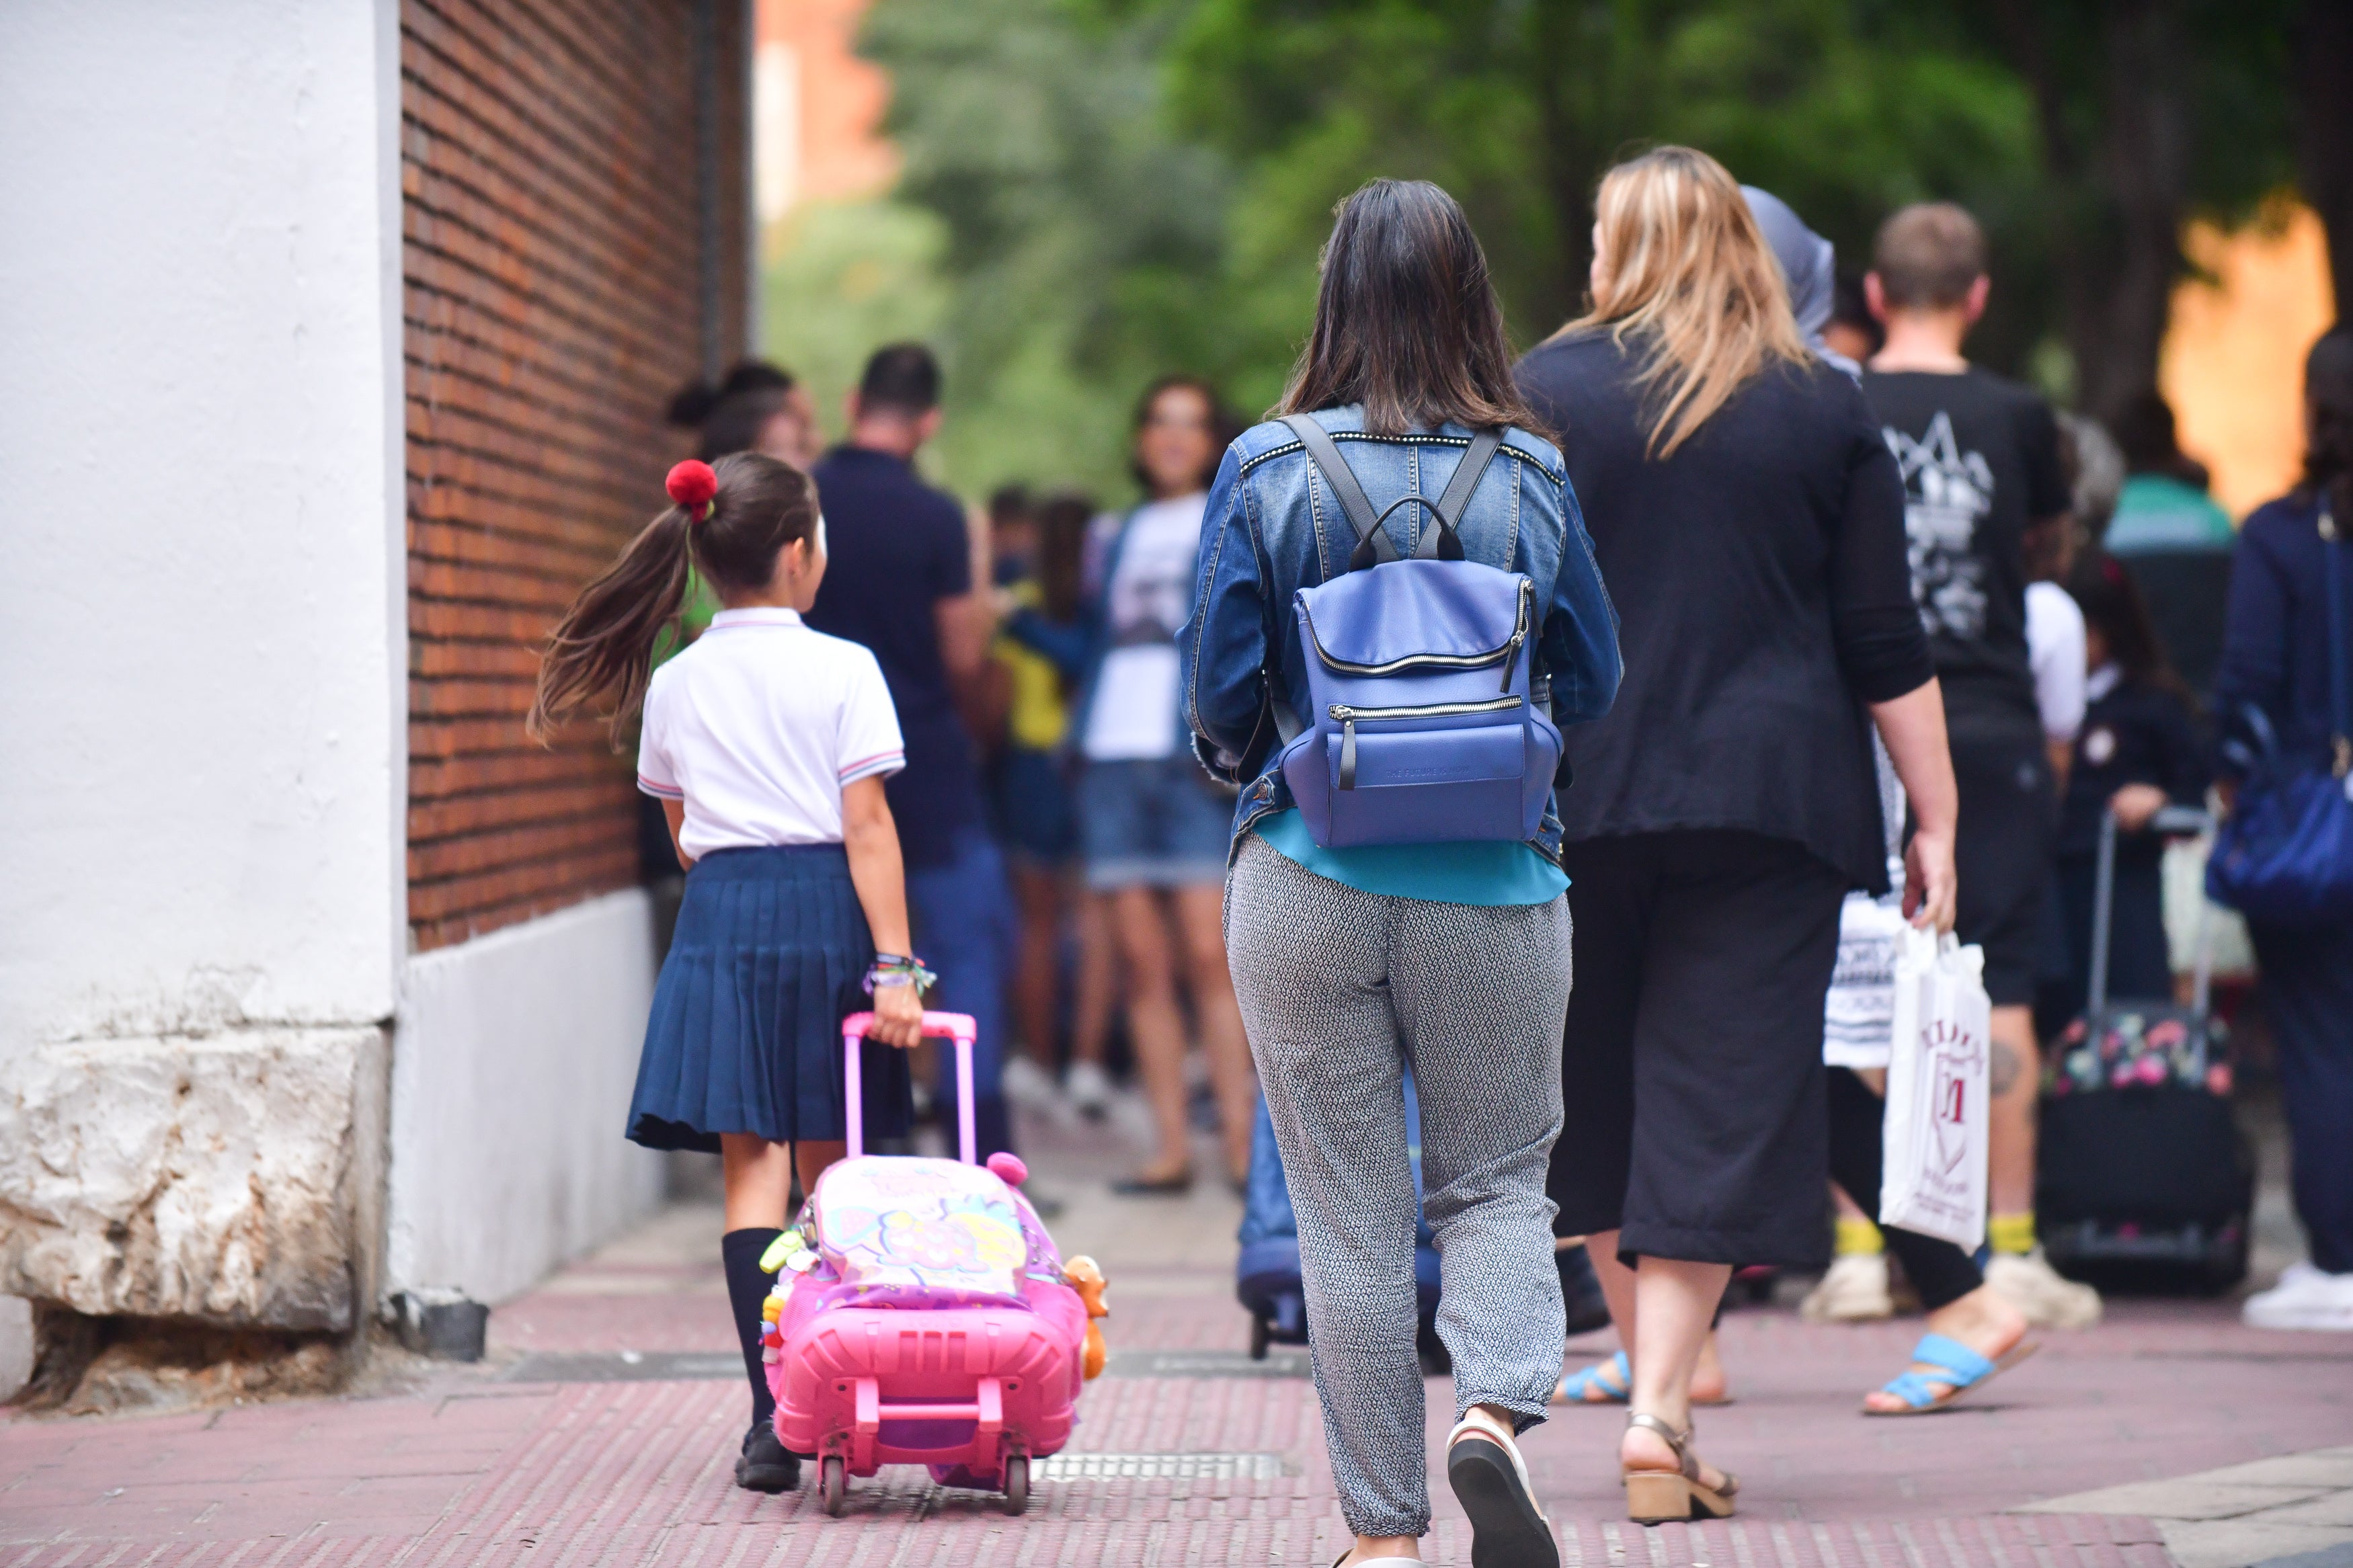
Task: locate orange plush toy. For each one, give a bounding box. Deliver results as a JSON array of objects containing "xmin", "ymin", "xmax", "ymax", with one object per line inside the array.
[{"xmin": 1064, "ymin": 1255, "xmax": 1111, "ymax": 1380}]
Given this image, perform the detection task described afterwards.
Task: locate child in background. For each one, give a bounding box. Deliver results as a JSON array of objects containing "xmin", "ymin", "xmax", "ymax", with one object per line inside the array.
[
  {"xmin": 2050, "ymin": 556, "xmax": 2210, "ymax": 1022},
  {"xmin": 528, "ymin": 454, "xmax": 926, "ymax": 1495}
]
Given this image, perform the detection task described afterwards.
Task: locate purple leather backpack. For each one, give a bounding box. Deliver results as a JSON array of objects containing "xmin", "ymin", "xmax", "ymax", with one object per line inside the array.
[{"xmin": 1275, "ymin": 415, "xmax": 1561, "ymax": 848}]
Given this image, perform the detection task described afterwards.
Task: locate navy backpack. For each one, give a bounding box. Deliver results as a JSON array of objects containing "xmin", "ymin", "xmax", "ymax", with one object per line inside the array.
[{"xmin": 1274, "ymin": 415, "xmax": 1561, "ymax": 848}]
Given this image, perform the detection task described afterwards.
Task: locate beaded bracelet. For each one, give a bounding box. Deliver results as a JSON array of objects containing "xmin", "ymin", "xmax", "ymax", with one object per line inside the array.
[{"xmin": 863, "ymin": 953, "xmax": 939, "ymax": 994}]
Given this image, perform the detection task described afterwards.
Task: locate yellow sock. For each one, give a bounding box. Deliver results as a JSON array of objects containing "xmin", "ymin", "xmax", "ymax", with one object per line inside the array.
[
  {"xmin": 1988, "ymin": 1212, "xmax": 2036, "ymax": 1255},
  {"xmin": 1835, "ymin": 1215, "xmax": 1885, "ymax": 1256}
]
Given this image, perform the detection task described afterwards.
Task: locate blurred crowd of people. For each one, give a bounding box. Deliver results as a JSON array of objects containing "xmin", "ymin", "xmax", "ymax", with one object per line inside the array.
[
  {"xmin": 605, "ymin": 147, "xmax": 2351, "ymax": 1532},
  {"xmin": 650, "ymin": 351, "xmax": 1266, "ymax": 1198}
]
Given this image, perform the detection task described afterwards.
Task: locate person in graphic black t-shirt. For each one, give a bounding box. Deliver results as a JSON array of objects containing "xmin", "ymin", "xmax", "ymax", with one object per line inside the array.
[{"xmin": 1862, "ymin": 202, "xmax": 2101, "ymax": 1331}]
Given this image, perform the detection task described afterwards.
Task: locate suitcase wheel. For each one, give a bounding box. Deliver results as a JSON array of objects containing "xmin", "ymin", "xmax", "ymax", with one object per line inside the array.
[
  {"xmin": 1002, "ymin": 1454, "xmax": 1030, "ymax": 1516},
  {"xmin": 1249, "ymin": 1313, "xmax": 1271, "ymax": 1361},
  {"xmin": 820, "ymin": 1455, "xmax": 846, "ymax": 1516}
]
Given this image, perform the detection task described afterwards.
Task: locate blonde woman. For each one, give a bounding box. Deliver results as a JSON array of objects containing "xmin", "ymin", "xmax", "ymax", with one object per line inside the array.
[{"xmin": 1515, "ymin": 148, "xmax": 1959, "ymax": 1523}]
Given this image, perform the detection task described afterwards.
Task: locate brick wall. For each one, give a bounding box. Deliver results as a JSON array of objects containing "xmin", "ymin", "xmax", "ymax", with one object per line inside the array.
[{"xmin": 403, "ymin": 0, "xmax": 750, "ymax": 950}]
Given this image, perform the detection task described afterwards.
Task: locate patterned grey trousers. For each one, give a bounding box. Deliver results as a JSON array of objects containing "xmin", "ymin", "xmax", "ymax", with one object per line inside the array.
[{"xmin": 1225, "ymin": 833, "xmax": 1572, "ymax": 1537}]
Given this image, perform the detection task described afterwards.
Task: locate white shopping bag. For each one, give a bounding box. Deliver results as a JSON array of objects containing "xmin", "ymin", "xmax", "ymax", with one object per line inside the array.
[
  {"xmin": 1879, "ymin": 926, "xmax": 1991, "ymax": 1251},
  {"xmin": 1826, "ymin": 736, "xmax": 1911, "ymax": 1070},
  {"xmin": 1823, "ymin": 890, "xmax": 1907, "ymax": 1069}
]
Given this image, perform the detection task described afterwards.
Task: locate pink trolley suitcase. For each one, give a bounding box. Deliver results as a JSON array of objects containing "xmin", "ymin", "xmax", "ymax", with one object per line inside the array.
[{"xmin": 760, "ymin": 1012, "xmax": 1107, "ymax": 1516}]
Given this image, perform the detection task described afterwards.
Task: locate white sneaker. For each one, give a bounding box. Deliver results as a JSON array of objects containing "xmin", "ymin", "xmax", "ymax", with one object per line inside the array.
[
  {"xmin": 1064, "ymin": 1060, "xmax": 1113, "ymax": 1122},
  {"xmin": 999, "ymin": 1055, "xmax": 1061, "ymax": 1114},
  {"xmin": 1801, "ymin": 1253, "xmax": 1895, "ymax": 1322},
  {"xmin": 2243, "ymin": 1262, "xmax": 2353, "ymax": 1331},
  {"xmin": 1984, "ymin": 1247, "xmax": 2104, "ymax": 1329}
]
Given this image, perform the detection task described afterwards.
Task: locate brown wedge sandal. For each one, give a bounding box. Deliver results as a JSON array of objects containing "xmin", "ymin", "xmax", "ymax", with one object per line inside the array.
[{"xmin": 1622, "ymin": 1412, "xmax": 1738, "ymax": 1525}]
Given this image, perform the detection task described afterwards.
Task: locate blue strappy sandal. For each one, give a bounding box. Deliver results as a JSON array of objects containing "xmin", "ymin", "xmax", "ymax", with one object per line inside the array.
[
  {"xmin": 1553, "ymin": 1349, "xmax": 1631, "ymax": 1405},
  {"xmin": 1866, "ymin": 1331, "xmax": 2038, "ymax": 1415}
]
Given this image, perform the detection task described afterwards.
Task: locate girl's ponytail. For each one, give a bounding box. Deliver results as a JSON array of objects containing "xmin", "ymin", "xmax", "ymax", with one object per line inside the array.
[{"xmin": 526, "ymin": 453, "xmax": 817, "ymax": 745}]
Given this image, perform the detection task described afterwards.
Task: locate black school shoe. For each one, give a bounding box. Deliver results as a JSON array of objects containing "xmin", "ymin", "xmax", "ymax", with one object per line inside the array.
[
  {"xmin": 1445, "ymin": 1411, "xmax": 1560, "ymax": 1568},
  {"xmin": 1557, "ymin": 1243, "xmax": 1615, "ymax": 1337},
  {"xmin": 735, "ymin": 1420, "xmax": 801, "ymax": 1493}
]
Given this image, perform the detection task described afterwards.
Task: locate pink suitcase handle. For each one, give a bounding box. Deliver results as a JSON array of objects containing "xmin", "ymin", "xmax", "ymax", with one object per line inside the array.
[{"xmin": 841, "ymin": 1010, "xmax": 979, "ymax": 1163}]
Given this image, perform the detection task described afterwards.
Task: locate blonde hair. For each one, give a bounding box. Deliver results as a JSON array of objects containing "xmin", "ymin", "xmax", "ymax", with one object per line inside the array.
[{"xmin": 1560, "ymin": 147, "xmax": 1807, "ymax": 458}]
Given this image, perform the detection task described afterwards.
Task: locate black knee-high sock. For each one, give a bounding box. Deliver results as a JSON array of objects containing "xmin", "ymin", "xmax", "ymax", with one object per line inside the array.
[{"xmin": 721, "ymin": 1227, "xmax": 783, "ymax": 1430}]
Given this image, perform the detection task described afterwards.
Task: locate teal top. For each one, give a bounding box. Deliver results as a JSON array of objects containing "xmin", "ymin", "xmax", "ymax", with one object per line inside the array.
[
  {"xmin": 1254, "ymin": 809, "xmax": 1568, "ymax": 906},
  {"xmin": 2106, "ymin": 474, "xmax": 2235, "ymax": 554}
]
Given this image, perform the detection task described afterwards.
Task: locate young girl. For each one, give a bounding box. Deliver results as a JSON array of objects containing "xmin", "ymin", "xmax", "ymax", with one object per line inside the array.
[
  {"xmin": 530, "ymin": 454, "xmax": 926, "ymax": 1495},
  {"xmin": 2051, "ymin": 554, "xmax": 2209, "ymax": 1021}
]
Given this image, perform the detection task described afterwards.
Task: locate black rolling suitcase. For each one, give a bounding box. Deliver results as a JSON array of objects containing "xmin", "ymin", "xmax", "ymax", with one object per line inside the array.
[{"xmin": 2039, "ymin": 805, "xmax": 2252, "ymax": 1292}]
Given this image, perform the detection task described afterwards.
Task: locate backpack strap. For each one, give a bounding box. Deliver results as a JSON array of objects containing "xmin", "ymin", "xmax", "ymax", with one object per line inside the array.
[
  {"xmin": 1279, "ymin": 415, "xmax": 1394, "ymax": 567},
  {"xmin": 1426, "ymin": 428, "xmax": 1503, "ymax": 557}
]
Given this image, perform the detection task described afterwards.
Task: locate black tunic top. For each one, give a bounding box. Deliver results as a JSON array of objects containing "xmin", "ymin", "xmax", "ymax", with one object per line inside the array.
[{"xmin": 1515, "ymin": 331, "xmax": 1934, "ymax": 891}]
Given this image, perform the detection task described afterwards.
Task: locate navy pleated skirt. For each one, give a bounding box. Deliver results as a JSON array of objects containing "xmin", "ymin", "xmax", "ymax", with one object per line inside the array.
[{"xmin": 627, "ymin": 844, "xmax": 914, "ymax": 1153}]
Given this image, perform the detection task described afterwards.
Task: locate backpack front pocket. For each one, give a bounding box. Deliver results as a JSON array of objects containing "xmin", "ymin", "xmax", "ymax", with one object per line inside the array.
[{"xmin": 1320, "ymin": 704, "xmax": 1529, "ymax": 845}]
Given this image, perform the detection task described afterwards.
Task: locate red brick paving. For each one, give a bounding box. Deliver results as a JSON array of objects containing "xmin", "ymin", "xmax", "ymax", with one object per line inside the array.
[{"xmin": 5, "ymin": 1155, "xmax": 2348, "ymax": 1565}]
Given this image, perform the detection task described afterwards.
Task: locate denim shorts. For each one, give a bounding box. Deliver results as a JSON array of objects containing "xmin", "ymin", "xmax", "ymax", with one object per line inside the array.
[{"xmin": 1078, "ymin": 754, "xmax": 1234, "ymax": 891}]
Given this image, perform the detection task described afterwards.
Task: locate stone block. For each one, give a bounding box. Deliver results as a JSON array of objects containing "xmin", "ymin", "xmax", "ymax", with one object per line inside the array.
[
  {"xmin": 0, "ymin": 1028, "xmax": 386, "ymax": 1331},
  {"xmin": 2159, "ymin": 1518, "xmax": 2353, "ymax": 1568},
  {"xmin": 2016, "ymin": 1477, "xmax": 2329, "ymax": 1519},
  {"xmin": 0, "ymin": 1296, "xmax": 28, "ymax": 1400},
  {"xmin": 2200, "ymin": 1454, "xmax": 2353, "ymax": 1491}
]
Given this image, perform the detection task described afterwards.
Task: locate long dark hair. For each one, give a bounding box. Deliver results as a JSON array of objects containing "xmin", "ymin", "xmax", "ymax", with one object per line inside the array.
[
  {"xmin": 668, "ymin": 360, "xmax": 798, "ymax": 461},
  {"xmin": 527, "ymin": 452, "xmax": 819, "ymax": 743},
  {"xmin": 1033, "ymin": 491, "xmax": 1093, "ymax": 625},
  {"xmin": 2301, "ymin": 327, "xmax": 2353, "ymax": 522},
  {"xmin": 2068, "ymin": 553, "xmax": 2190, "ymax": 705},
  {"xmin": 1277, "ymin": 179, "xmax": 1541, "ymax": 437}
]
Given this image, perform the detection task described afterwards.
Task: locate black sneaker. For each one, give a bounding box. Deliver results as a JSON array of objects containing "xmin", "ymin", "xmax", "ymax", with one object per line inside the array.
[{"xmin": 735, "ymin": 1420, "xmax": 801, "ymax": 1493}]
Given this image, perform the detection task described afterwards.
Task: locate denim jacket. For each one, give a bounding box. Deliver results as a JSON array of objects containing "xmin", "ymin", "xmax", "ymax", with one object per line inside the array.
[{"xmin": 1180, "ymin": 405, "xmax": 1622, "ymax": 862}]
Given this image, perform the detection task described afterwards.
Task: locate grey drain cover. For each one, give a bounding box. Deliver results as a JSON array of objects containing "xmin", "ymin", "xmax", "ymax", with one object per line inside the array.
[
  {"xmin": 1035, "ymin": 1452, "xmax": 1288, "ymax": 1481},
  {"xmin": 502, "ymin": 1350, "xmax": 742, "ymax": 1383}
]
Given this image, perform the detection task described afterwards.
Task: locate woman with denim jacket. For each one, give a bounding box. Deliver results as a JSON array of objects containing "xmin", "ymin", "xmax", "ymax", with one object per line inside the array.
[
  {"xmin": 1515, "ymin": 149, "xmax": 1959, "ymax": 1519},
  {"xmin": 1183, "ymin": 179, "xmax": 1620, "ymax": 1568}
]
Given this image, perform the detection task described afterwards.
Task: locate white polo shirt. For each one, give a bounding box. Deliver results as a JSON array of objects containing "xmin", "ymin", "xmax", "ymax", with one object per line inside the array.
[
  {"xmin": 2024, "ymin": 580, "xmax": 2087, "ymax": 744},
  {"xmin": 637, "ymin": 607, "xmax": 906, "ymax": 860}
]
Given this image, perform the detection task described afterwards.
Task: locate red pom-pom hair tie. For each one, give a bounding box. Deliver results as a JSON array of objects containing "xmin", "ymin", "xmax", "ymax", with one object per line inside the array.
[{"xmin": 666, "ymin": 459, "xmax": 719, "ymax": 524}]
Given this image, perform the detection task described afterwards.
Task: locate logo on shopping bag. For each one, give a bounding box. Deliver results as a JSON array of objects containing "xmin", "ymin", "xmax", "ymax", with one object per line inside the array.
[{"xmin": 1924, "ymin": 1020, "xmax": 1983, "ymax": 1176}]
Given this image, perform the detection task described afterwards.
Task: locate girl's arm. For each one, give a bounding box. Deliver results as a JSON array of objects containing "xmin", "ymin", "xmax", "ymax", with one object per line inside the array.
[
  {"xmin": 662, "ymin": 800, "xmax": 693, "ymax": 872},
  {"xmin": 1000, "ymin": 608, "xmax": 1091, "ymax": 679},
  {"xmin": 1870, "ymin": 679, "xmax": 1959, "ymax": 933},
  {"xmin": 840, "ymin": 776, "xmax": 925, "ymax": 1049}
]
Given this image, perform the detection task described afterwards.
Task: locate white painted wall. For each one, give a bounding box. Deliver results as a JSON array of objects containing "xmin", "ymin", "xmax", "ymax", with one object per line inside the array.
[
  {"xmin": 0, "ymin": 0, "xmax": 405, "ymax": 1053},
  {"xmin": 388, "ymin": 892, "xmax": 669, "ymax": 1306}
]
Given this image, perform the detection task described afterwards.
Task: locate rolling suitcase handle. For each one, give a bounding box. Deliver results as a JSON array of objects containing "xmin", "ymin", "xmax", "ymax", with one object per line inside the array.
[
  {"xmin": 2087, "ymin": 804, "xmax": 2216, "ymax": 1021},
  {"xmin": 841, "ymin": 1011, "xmax": 980, "ymax": 1163}
]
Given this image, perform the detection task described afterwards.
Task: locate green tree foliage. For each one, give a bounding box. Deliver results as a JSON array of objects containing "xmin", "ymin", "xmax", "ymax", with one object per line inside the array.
[
  {"xmin": 851, "ymin": 0, "xmax": 1244, "ymax": 498},
  {"xmin": 1172, "ymin": 0, "xmax": 2041, "ymax": 355},
  {"xmin": 762, "ymin": 0, "xmax": 2305, "ymax": 501},
  {"xmin": 1953, "ymin": 0, "xmax": 2299, "ymax": 422}
]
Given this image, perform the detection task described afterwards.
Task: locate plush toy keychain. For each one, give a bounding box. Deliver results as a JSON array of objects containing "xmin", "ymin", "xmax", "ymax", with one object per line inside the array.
[{"xmin": 1063, "ymin": 1255, "xmax": 1111, "ymax": 1380}]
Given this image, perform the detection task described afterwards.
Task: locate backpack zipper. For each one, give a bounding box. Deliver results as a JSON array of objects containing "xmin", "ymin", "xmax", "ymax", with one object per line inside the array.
[
  {"xmin": 1329, "ymin": 695, "xmax": 1525, "ymax": 789},
  {"xmin": 1304, "ymin": 577, "xmax": 1532, "ymax": 683},
  {"xmin": 1328, "ymin": 696, "xmax": 1525, "ymax": 723}
]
